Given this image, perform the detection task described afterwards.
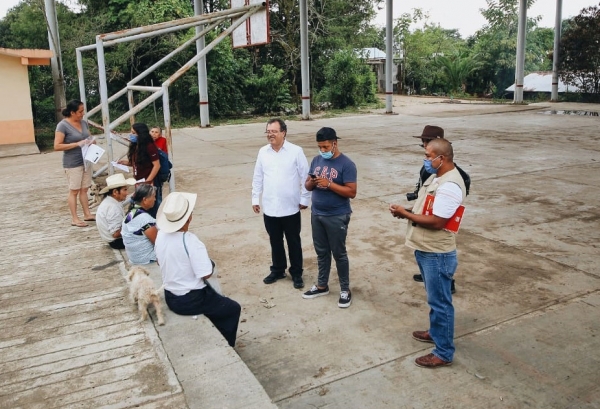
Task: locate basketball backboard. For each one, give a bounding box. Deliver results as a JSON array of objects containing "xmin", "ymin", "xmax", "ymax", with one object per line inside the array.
[{"xmin": 231, "ymin": 0, "xmax": 270, "ymax": 48}]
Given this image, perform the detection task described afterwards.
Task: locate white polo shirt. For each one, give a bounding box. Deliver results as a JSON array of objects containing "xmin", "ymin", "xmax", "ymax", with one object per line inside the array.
[{"xmin": 155, "ymin": 230, "xmax": 212, "ymax": 296}]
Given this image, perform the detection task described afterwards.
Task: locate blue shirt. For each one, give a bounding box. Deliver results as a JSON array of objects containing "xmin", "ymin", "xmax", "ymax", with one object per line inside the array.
[{"xmin": 309, "ymin": 153, "xmax": 357, "ymax": 216}]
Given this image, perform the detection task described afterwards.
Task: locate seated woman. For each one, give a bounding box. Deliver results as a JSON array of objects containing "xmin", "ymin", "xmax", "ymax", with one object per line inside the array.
[
  {"xmin": 155, "ymin": 192, "xmax": 241, "ymax": 347},
  {"xmin": 121, "ymin": 184, "xmax": 158, "ymax": 265}
]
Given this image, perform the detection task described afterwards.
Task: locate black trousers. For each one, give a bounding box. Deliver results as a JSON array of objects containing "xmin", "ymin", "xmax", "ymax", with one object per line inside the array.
[
  {"xmin": 263, "ymin": 211, "xmax": 303, "ymax": 277},
  {"xmin": 164, "ymin": 286, "xmax": 241, "ymax": 347},
  {"xmin": 108, "ymin": 238, "xmax": 125, "ymax": 249}
]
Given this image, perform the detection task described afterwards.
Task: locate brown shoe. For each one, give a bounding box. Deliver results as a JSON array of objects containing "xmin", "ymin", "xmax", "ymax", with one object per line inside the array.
[
  {"xmin": 412, "ymin": 330, "xmax": 434, "ymax": 343},
  {"xmin": 415, "ymin": 353, "xmax": 452, "ymax": 368}
]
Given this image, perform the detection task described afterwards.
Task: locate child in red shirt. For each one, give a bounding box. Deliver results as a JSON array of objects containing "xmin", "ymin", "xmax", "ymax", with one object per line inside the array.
[{"xmin": 150, "ymin": 126, "xmax": 168, "ymax": 153}]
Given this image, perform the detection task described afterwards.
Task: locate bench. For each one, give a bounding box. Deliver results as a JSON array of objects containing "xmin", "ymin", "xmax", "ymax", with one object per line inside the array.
[{"xmin": 117, "ymin": 252, "xmax": 277, "ymax": 409}]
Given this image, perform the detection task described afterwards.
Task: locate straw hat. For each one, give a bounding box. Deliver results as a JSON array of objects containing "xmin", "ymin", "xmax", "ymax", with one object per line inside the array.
[
  {"xmin": 156, "ymin": 192, "xmax": 197, "ymax": 233},
  {"xmin": 99, "ymin": 173, "xmax": 136, "ymax": 194}
]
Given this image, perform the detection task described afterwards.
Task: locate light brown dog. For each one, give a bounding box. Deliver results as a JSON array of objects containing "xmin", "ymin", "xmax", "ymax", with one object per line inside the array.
[
  {"xmin": 88, "ymin": 182, "xmax": 101, "ymax": 209},
  {"xmin": 127, "ymin": 266, "xmax": 165, "ymax": 325}
]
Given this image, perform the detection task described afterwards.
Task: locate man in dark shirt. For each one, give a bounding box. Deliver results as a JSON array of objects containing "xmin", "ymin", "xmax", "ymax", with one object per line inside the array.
[{"xmin": 302, "ymin": 127, "xmax": 357, "ymax": 308}]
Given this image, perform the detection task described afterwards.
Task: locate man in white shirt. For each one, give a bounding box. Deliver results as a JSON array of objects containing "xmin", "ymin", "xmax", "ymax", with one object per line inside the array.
[
  {"xmin": 155, "ymin": 192, "xmax": 241, "ymax": 347},
  {"xmin": 252, "ymin": 118, "xmax": 311, "ymax": 289},
  {"xmin": 96, "ymin": 174, "xmax": 135, "ymax": 249},
  {"xmin": 389, "ymin": 139, "xmax": 466, "ymax": 368}
]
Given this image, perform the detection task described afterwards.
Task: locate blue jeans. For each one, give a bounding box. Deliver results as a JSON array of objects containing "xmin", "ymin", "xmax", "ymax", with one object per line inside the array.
[
  {"xmin": 414, "ymin": 249, "xmax": 457, "ymax": 362},
  {"xmin": 311, "ymin": 213, "xmax": 351, "ymax": 292}
]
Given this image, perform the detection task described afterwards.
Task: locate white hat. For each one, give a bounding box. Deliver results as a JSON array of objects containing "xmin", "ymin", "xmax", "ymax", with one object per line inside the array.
[
  {"xmin": 156, "ymin": 192, "xmax": 197, "ymax": 233},
  {"xmin": 99, "ymin": 173, "xmax": 136, "ymax": 194}
]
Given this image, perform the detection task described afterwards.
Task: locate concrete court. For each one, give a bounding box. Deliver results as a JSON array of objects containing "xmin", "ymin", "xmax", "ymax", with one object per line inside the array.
[
  {"xmin": 0, "ymin": 96, "xmax": 598, "ymax": 409},
  {"xmin": 164, "ymin": 97, "xmax": 600, "ymax": 409}
]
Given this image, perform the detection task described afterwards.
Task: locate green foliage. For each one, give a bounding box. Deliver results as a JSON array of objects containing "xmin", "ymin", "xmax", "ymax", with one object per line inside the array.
[
  {"xmin": 559, "ymin": 4, "xmax": 600, "ymax": 95},
  {"xmin": 402, "ymin": 24, "xmax": 466, "ymax": 95},
  {"xmin": 245, "ymin": 64, "xmax": 291, "ymax": 114},
  {"xmin": 434, "ymin": 51, "xmax": 481, "ymax": 94},
  {"xmin": 468, "ymin": 0, "xmax": 550, "ymax": 97},
  {"xmin": 318, "ymin": 50, "xmax": 377, "ymax": 109}
]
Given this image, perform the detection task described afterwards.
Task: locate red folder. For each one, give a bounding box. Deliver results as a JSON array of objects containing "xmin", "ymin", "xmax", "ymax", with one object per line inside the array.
[{"xmin": 422, "ymin": 194, "xmax": 465, "ymax": 233}]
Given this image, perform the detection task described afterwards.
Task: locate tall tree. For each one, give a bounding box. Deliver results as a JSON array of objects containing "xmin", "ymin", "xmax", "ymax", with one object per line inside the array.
[
  {"xmin": 468, "ymin": 0, "xmax": 551, "ymax": 97},
  {"xmin": 559, "ymin": 4, "xmax": 600, "ymax": 95}
]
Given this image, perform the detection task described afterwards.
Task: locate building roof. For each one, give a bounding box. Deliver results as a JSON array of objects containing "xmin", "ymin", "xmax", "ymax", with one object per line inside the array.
[
  {"xmin": 505, "ymin": 71, "xmax": 582, "ymax": 93},
  {"xmin": 360, "ymin": 48, "xmax": 386, "ymax": 59},
  {"xmin": 0, "ymin": 48, "xmax": 53, "ymax": 66}
]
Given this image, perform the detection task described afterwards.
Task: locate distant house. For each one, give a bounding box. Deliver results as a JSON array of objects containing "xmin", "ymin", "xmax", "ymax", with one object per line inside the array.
[
  {"xmin": 359, "ymin": 48, "xmax": 400, "ymax": 93},
  {"xmin": 505, "ymin": 71, "xmax": 583, "ymax": 95},
  {"xmin": 0, "ymin": 48, "xmax": 53, "ymax": 157}
]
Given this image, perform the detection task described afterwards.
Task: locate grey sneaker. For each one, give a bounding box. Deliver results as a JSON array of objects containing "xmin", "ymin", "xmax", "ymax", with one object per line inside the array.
[
  {"xmin": 302, "ymin": 285, "xmax": 329, "ymax": 299},
  {"xmin": 338, "ymin": 291, "xmax": 352, "ymax": 308}
]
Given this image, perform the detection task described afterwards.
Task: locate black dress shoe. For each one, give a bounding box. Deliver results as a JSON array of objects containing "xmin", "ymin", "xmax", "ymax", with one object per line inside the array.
[
  {"xmin": 292, "ymin": 275, "xmax": 304, "ymax": 289},
  {"xmin": 263, "ymin": 272, "xmax": 286, "ymax": 284}
]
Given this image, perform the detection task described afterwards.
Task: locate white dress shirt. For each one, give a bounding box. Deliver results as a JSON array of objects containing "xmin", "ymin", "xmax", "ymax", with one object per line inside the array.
[{"xmin": 252, "ymin": 140, "xmax": 311, "ymax": 217}]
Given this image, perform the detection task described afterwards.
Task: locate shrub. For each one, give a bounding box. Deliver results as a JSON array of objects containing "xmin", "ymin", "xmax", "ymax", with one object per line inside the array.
[{"xmin": 319, "ymin": 50, "xmax": 377, "ymax": 109}]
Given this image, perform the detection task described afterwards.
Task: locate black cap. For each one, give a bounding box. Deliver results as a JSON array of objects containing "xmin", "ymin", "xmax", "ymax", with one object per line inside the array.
[{"xmin": 316, "ymin": 127, "xmax": 341, "ymax": 141}]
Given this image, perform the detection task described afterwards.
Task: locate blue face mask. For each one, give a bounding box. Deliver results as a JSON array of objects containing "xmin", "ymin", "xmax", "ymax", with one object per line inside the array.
[
  {"xmin": 423, "ymin": 156, "xmax": 442, "ymax": 174},
  {"xmin": 129, "ymin": 134, "xmax": 137, "ymax": 143},
  {"xmin": 320, "ymin": 150, "xmax": 334, "ymax": 159},
  {"xmin": 319, "ymin": 144, "xmax": 335, "ymax": 160}
]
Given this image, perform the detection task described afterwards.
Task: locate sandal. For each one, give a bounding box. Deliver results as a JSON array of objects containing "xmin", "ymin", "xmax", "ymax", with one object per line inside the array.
[{"xmin": 71, "ymin": 221, "xmax": 89, "ymax": 227}]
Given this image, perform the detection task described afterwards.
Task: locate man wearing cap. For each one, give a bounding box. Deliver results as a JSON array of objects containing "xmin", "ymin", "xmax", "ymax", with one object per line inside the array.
[
  {"xmin": 389, "ymin": 138, "xmax": 466, "ymax": 368},
  {"xmin": 155, "ymin": 192, "xmax": 241, "ymax": 347},
  {"xmin": 96, "ymin": 174, "xmax": 136, "ymax": 249},
  {"xmin": 252, "ymin": 118, "xmax": 311, "ymax": 289},
  {"xmin": 302, "ymin": 127, "xmax": 357, "ymax": 308},
  {"xmin": 408, "ymin": 126, "xmax": 456, "ymax": 293}
]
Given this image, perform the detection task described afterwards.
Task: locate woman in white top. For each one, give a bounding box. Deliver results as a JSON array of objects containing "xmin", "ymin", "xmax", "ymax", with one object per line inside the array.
[
  {"xmin": 121, "ymin": 184, "xmax": 158, "ymax": 264},
  {"xmin": 155, "ymin": 192, "xmax": 241, "ymax": 347}
]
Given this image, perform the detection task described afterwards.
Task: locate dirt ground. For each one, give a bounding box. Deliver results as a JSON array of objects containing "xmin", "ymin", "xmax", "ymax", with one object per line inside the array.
[
  {"xmin": 1, "ymin": 95, "xmax": 599, "ymax": 408},
  {"xmin": 162, "ymin": 96, "xmax": 600, "ymax": 408}
]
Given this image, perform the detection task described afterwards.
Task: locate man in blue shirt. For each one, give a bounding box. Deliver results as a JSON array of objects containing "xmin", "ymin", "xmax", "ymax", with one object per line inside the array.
[{"xmin": 302, "ymin": 127, "xmax": 357, "ymax": 308}]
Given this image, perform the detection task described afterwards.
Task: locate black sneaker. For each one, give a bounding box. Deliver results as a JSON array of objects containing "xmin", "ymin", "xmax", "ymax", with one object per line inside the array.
[
  {"xmin": 451, "ymin": 279, "xmax": 456, "ymax": 294},
  {"xmin": 292, "ymin": 275, "xmax": 304, "ymax": 289},
  {"xmin": 338, "ymin": 291, "xmax": 352, "ymax": 308},
  {"xmin": 263, "ymin": 272, "xmax": 286, "ymax": 284},
  {"xmin": 413, "ymin": 274, "xmax": 424, "ymax": 282},
  {"xmin": 302, "ymin": 285, "xmax": 329, "ymax": 299}
]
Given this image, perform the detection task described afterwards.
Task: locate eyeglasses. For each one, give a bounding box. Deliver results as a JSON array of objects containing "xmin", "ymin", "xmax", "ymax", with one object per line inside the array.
[{"xmin": 264, "ymin": 130, "xmax": 281, "ymax": 135}]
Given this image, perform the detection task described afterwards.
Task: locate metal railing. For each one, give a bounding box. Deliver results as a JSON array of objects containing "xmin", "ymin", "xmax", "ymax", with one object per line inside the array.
[{"xmin": 76, "ymin": 3, "xmax": 266, "ymax": 190}]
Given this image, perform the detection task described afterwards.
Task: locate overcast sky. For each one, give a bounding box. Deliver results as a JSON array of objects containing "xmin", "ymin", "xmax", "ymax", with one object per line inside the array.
[
  {"xmin": 374, "ymin": 0, "xmax": 597, "ymax": 37},
  {"xmin": 0, "ymin": 0, "xmax": 597, "ymax": 37}
]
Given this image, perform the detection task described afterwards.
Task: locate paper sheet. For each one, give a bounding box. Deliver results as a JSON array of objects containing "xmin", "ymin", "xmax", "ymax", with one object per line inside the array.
[
  {"xmin": 83, "ymin": 143, "xmax": 105, "ymax": 164},
  {"xmin": 111, "ymin": 161, "xmax": 130, "ymax": 172}
]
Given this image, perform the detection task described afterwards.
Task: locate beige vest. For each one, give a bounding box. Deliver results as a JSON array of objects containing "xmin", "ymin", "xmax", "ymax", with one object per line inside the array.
[{"xmin": 405, "ymin": 167, "xmax": 466, "ymax": 253}]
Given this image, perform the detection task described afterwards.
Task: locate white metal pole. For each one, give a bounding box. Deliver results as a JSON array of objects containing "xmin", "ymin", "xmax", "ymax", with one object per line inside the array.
[
  {"xmin": 514, "ymin": 0, "xmax": 527, "ymax": 104},
  {"xmin": 76, "ymin": 49, "xmax": 86, "ymax": 113},
  {"xmin": 163, "ymin": 86, "xmax": 175, "ymax": 192},
  {"xmin": 299, "ymin": 0, "xmax": 310, "ymax": 119},
  {"xmin": 551, "ymin": 0, "xmax": 563, "ymax": 101},
  {"xmin": 44, "ymin": 0, "xmax": 66, "ymax": 122},
  {"xmin": 385, "ymin": 0, "xmax": 393, "ymax": 113},
  {"xmin": 194, "ymin": 0, "xmax": 210, "ymax": 127},
  {"xmin": 95, "ymin": 36, "xmax": 114, "ymax": 175}
]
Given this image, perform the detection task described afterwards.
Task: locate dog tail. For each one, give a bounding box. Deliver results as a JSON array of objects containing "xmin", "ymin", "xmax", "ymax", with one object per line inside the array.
[{"xmin": 152, "ymin": 284, "xmax": 165, "ymax": 297}]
